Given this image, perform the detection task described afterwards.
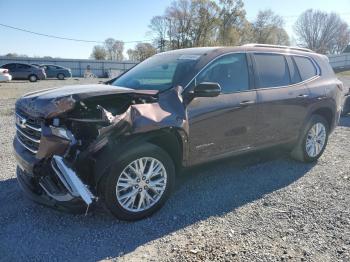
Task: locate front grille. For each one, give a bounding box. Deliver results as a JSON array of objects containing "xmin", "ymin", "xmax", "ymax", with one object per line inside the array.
[{"xmin": 15, "ymin": 111, "xmax": 42, "ymax": 154}]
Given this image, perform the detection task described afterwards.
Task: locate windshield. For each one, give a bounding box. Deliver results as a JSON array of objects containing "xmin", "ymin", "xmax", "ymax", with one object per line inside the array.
[{"xmin": 112, "ymin": 53, "xmax": 202, "ymax": 91}]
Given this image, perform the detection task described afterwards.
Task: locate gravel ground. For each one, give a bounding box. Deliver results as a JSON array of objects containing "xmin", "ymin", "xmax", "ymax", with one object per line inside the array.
[{"xmin": 0, "ymin": 77, "xmax": 349, "ymax": 261}]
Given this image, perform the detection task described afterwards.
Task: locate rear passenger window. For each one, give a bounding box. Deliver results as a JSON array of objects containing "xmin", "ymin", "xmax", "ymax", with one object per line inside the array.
[
  {"xmin": 17, "ymin": 64, "xmax": 31, "ymax": 69},
  {"xmin": 293, "ymin": 56, "xmax": 317, "ymax": 81},
  {"xmin": 254, "ymin": 54, "xmax": 290, "ymax": 88},
  {"xmin": 286, "ymin": 56, "xmax": 301, "ymax": 84}
]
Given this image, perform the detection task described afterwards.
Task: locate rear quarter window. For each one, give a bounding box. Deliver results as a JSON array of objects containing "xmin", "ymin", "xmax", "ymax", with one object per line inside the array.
[
  {"xmin": 293, "ymin": 56, "xmax": 318, "ymax": 81},
  {"xmin": 2, "ymin": 64, "xmax": 16, "ymax": 70}
]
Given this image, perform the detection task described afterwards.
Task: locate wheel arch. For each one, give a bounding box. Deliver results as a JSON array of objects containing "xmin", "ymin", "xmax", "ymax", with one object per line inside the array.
[
  {"xmin": 303, "ymin": 97, "xmax": 338, "ymax": 133},
  {"xmin": 57, "ymin": 72, "xmax": 65, "ymax": 78},
  {"xmin": 311, "ymin": 107, "xmax": 334, "ymax": 130},
  {"xmin": 28, "ymin": 74, "xmax": 38, "ymax": 81},
  {"xmin": 92, "ymin": 127, "xmax": 188, "ymax": 187}
]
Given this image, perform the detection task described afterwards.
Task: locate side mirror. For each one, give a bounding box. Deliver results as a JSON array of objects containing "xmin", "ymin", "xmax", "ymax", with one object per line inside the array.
[{"xmin": 193, "ymin": 82, "xmax": 221, "ymax": 97}]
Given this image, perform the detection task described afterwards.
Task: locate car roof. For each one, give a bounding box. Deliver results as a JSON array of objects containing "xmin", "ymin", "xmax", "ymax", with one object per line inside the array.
[
  {"xmin": 156, "ymin": 47, "xmax": 221, "ymax": 56},
  {"xmin": 158, "ymin": 45, "xmax": 322, "ymax": 59},
  {"xmin": 41, "ymin": 64, "xmax": 64, "ymax": 68},
  {"xmin": 3, "ymin": 62, "xmax": 34, "ymax": 66}
]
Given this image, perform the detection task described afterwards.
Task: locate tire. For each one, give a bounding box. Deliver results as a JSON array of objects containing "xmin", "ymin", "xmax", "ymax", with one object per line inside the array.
[
  {"xmin": 57, "ymin": 73, "xmax": 65, "ymax": 80},
  {"xmin": 28, "ymin": 74, "xmax": 38, "ymax": 82},
  {"xmin": 100, "ymin": 143, "xmax": 175, "ymax": 221},
  {"xmin": 290, "ymin": 115, "xmax": 329, "ymax": 162},
  {"xmin": 341, "ymin": 105, "xmax": 349, "ymax": 116}
]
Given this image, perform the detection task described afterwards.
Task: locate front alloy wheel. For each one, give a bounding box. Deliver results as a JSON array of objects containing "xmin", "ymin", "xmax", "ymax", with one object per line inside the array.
[
  {"xmin": 100, "ymin": 143, "xmax": 175, "ymax": 220},
  {"xmin": 116, "ymin": 157, "xmax": 167, "ymax": 212}
]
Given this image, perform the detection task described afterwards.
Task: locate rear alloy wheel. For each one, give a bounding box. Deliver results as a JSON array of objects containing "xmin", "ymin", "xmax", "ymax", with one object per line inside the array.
[
  {"xmin": 291, "ymin": 115, "xmax": 329, "ymax": 162},
  {"xmin": 100, "ymin": 143, "xmax": 175, "ymax": 220},
  {"xmin": 57, "ymin": 73, "xmax": 65, "ymax": 80},
  {"xmin": 305, "ymin": 123, "xmax": 327, "ymax": 158},
  {"xmin": 28, "ymin": 74, "xmax": 38, "ymax": 82}
]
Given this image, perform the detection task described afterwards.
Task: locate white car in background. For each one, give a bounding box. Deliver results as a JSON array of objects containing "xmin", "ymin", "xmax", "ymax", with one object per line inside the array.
[{"xmin": 0, "ymin": 68, "xmax": 12, "ymax": 82}]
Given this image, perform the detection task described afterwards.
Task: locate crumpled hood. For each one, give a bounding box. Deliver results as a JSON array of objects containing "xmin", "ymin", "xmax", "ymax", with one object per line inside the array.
[{"xmin": 16, "ymin": 84, "xmax": 159, "ymax": 119}]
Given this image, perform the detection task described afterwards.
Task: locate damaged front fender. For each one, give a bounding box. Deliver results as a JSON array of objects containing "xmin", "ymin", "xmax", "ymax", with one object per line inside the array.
[
  {"xmin": 77, "ymin": 86, "xmax": 190, "ymax": 185},
  {"xmin": 97, "ymin": 86, "xmax": 188, "ymax": 137}
]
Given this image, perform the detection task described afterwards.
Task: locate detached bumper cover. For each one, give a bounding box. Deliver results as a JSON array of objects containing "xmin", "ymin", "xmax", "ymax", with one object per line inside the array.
[
  {"xmin": 15, "ymin": 134, "xmax": 95, "ymax": 213},
  {"xmin": 51, "ymin": 155, "xmax": 95, "ymax": 205},
  {"xmin": 17, "ymin": 167, "xmax": 88, "ymax": 213}
]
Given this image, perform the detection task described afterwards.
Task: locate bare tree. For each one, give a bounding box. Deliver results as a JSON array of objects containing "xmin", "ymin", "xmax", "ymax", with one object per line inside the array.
[
  {"xmin": 149, "ymin": 16, "xmax": 168, "ymax": 48},
  {"xmin": 104, "ymin": 38, "xmax": 116, "ymax": 60},
  {"xmin": 113, "ymin": 40, "xmax": 124, "ymax": 61},
  {"xmin": 127, "ymin": 43, "xmax": 157, "ymax": 61},
  {"xmin": 252, "ymin": 9, "xmax": 289, "ymax": 45},
  {"xmin": 165, "ymin": 0, "xmax": 193, "ymax": 49},
  {"xmin": 127, "ymin": 49, "xmax": 137, "ymax": 61},
  {"xmin": 331, "ymin": 22, "xmax": 350, "ymax": 54},
  {"xmin": 148, "ymin": 1, "xmax": 291, "ymax": 50},
  {"xmin": 294, "ymin": 9, "xmax": 350, "ymax": 54},
  {"xmin": 149, "ymin": 0, "xmax": 220, "ymax": 49},
  {"xmin": 189, "ymin": 0, "xmax": 220, "ymax": 47},
  {"xmin": 104, "ymin": 38, "xmax": 125, "ymax": 60},
  {"xmin": 218, "ymin": 0, "xmax": 246, "ymax": 45},
  {"xmin": 5, "ymin": 53, "xmax": 19, "ymax": 57},
  {"xmin": 90, "ymin": 45, "xmax": 107, "ymax": 60}
]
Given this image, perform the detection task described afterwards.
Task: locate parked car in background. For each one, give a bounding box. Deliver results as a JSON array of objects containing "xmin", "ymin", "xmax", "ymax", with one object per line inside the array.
[
  {"xmin": 0, "ymin": 68, "xmax": 12, "ymax": 82},
  {"xmin": 39, "ymin": 64, "xmax": 72, "ymax": 80},
  {"xmin": 342, "ymin": 87, "xmax": 350, "ymax": 115},
  {"xmin": 1, "ymin": 63, "xmax": 46, "ymax": 82},
  {"xmin": 14, "ymin": 44, "xmax": 343, "ymax": 220}
]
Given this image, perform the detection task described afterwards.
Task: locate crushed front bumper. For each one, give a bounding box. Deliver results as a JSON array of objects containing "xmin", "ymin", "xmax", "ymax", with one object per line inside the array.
[
  {"xmin": 14, "ymin": 136, "xmax": 96, "ymax": 213},
  {"xmin": 17, "ymin": 167, "xmax": 88, "ymax": 213}
]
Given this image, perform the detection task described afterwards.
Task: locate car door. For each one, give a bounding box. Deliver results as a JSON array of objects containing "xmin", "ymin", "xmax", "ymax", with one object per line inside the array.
[
  {"xmin": 47, "ymin": 65, "xmax": 58, "ymax": 77},
  {"xmin": 186, "ymin": 53, "xmax": 258, "ymax": 164},
  {"xmin": 252, "ymin": 53, "xmax": 311, "ymax": 146},
  {"xmin": 16, "ymin": 64, "xmax": 32, "ymax": 79}
]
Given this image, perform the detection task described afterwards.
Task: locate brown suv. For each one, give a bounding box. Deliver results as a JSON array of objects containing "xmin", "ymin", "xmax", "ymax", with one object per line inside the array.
[{"xmin": 14, "ymin": 44, "xmax": 343, "ymax": 220}]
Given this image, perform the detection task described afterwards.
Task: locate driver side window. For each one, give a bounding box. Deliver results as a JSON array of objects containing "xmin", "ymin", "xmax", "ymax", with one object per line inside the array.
[{"xmin": 196, "ymin": 53, "xmax": 249, "ymax": 94}]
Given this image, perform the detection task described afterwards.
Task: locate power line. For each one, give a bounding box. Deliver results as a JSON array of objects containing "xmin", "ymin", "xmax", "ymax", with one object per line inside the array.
[
  {"xmin": 1, "ymin": 11, "xmax": 350, "ymax": 44},
  {"xmin": 0, "ymin": 23, "xmax": 153, "ymax": 44}
]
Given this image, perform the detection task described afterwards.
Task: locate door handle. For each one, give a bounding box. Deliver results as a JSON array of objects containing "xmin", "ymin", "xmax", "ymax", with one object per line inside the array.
[
  {"xmin": 297, "ymin": 94, "xmax": 309, "ymax": 98},
  {"xmin": 239, "ymin": 100, "xmax": 255, "ymax": 105}
]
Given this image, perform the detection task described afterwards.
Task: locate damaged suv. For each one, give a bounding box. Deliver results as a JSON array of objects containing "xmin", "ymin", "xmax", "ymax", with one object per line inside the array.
[{"xmin": 14, "ymin": 44, "xmax": 343, "ymax": 220}]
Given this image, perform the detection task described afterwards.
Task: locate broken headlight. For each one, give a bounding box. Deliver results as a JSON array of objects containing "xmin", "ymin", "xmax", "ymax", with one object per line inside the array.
[{"xmin": 50, "ymin": 126, "xmax": 73, "ymax": 141}]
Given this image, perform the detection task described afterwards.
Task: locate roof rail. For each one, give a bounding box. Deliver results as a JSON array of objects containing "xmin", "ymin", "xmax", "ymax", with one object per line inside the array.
[{"xmin": 242, "ymin": 43, "xmax": 314, "ymax": 53}]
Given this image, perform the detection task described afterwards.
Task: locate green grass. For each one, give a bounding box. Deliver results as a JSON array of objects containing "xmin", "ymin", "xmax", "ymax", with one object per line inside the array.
[{"xmin": 336, "ymin": 70, "xmax": 350, "ymax": 77}]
